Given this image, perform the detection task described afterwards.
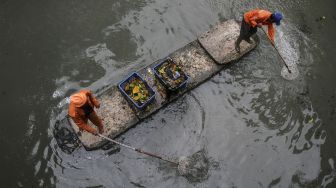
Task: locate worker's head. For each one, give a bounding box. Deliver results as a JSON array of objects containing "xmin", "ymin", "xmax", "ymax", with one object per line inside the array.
[
  {"xmin": 271, "ymin": 12, "xmax": 283, "ymax": 26},
  {"xmin": 70, "ymin": 92, "xmax": 87, "ymax": 107}
]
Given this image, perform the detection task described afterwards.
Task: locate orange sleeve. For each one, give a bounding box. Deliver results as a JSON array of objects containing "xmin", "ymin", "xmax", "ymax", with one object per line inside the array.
[
  {"xmin": 267, "ymin": 23, "xmax": 275, "ymax": 43},
  {"xmin": 71, "ymin": 116, "xmax": 96, "ymax": 134},
  {"xmin": 250, "ymin": 20, "xmax": 258, "ymax": 28},
  {"xmin": 245, "ymin": 10, "xmax": 258, "ymax": 27}
]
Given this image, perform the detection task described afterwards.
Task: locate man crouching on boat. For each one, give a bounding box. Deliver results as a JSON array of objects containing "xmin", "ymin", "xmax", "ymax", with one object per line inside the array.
[
  {"xmin": 68, "ymin": 90, "xmax": 104, "ymax": 135},
  {"xmin": 235, "ymin": 9, "xmax": 283, "ymax": 53}
]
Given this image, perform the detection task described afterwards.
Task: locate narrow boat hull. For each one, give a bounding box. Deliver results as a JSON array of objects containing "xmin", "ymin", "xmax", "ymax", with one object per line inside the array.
[{"xmin": 65, "ymin": 19, "xmax": 259, "ymax": 150}]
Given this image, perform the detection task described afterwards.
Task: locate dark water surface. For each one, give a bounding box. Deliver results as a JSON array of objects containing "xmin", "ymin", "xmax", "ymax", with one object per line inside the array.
[{"xmin": 1, "ymin": 0, "xmax": 335, "ymax": 187}]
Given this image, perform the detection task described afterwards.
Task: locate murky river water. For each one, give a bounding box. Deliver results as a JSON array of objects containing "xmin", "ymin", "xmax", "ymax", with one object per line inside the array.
[{"xmin": 1, "ymin": 0, "xmax": 336, "ymax": 187}]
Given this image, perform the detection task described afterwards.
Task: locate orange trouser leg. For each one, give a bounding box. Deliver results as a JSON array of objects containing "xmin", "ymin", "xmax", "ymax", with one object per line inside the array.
[{"xmin": 88, "ymin": 111, "xmax": 104, "ymax": 129}]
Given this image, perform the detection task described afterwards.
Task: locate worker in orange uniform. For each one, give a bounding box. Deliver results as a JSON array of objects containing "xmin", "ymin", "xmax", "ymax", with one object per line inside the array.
[
  {"xmin": 235, "ymin": 9, "xmax": 283, "ymax": 52},
  {"xmin": 68, "ymin": 90, "xmax": 104, "ymax": 135}
]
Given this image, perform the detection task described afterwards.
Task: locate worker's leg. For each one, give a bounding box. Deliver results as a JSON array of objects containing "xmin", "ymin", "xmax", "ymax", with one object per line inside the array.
[
  {"xmin": 235, "ymin": 36, "xmax": 243, "ymax": 53},
  {"xmin": 235, "ymin": 18, "xmax": 249, "ymax": 52},
  {"xmin": 88, "ymin": 111, "xmax": 104, "ymax": 133},
  {"xmin": 244, "ymin": 27, "xmax": 257, "ymax": 43}
]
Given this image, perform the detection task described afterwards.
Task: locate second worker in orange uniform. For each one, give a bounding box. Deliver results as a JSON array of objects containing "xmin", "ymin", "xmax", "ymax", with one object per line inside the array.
[{"xmin": 235, "ymin": 9, "xmax": 283, "ymax": 52}]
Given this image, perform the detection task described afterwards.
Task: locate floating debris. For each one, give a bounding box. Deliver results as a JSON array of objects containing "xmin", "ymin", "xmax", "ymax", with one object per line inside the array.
[
  {"xmin": 308, "ymin": 118, "xmax": 314, "ymax": 124},
  {"xmin": 316, "ymin": 16, "xmax": 326, "ymax": 22}
]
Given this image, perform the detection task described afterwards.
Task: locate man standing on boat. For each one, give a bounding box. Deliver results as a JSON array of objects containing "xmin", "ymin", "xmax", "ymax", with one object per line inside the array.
[
  {"xmin": 235, "ymin": 9, "xmax": 283, "ymax": 52},
  {"xmin": 68, "ymin": 90, "xmax": 104, "ymax": 135}
]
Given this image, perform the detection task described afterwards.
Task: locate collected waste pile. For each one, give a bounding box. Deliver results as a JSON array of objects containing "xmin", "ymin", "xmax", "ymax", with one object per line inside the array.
[
  {"xmin": 123, "ymin": 77, "xmax": 150, "ymax": 106},
  {"xmin": 154, "ymin": 58, "xmax": 188, "ymax": 91}
]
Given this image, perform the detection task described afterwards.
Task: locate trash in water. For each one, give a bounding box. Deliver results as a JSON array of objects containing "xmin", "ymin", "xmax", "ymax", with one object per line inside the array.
[
  {"xmin": 308, "ymin": 118, "xmax": 314, "ymax": 124},
  {"xmin": 53, "ymin": 120, "xmax": 80, "ymax": 154},
  {"xmin": 316, "ymin": 16, "xmax": 326, "ymax": 22}
]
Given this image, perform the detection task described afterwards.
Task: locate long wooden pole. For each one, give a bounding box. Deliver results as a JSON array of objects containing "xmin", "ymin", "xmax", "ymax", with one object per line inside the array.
[
  {"xmin": 261, "ymin": 27, "xmax": 292, "ymax": 73},
  {"xmin": 98, "ymin": 134, "xmax": 178, "ymax": 165}
]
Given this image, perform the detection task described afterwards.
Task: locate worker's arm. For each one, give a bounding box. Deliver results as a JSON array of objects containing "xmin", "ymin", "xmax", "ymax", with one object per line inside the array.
[
  {"xmin": 245, "ymin": 10, "xmax": 259, "ymax": 28},
  {"xmin": 83, "ymin": 89, "xmax": 100, "ymax": 108},
  {"xmin": 72, "ymin": 116, "xmax": 98, "ymax": 135},
  {"xmin": 267, "ymin": 24, "xmax": 275, "ymax": 43},
  {"xmin": 250, "ymin": 19, "xmax": 258, "ymax": 27}
]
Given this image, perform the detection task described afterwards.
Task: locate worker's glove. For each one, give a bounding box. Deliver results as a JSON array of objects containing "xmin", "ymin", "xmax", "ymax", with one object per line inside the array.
[
  {"xmin": 95, "ymin": 102, "xmax": 101, "ymax": 109},
  {"xmin": 92, "ymin": 130, "xmax": 99, "ymax": 136}
]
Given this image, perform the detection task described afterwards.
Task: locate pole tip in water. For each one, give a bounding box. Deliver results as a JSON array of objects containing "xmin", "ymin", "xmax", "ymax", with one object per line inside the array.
[{"xmin": 281, "ymin": 65, "xmax": 299, "ymax": 80}]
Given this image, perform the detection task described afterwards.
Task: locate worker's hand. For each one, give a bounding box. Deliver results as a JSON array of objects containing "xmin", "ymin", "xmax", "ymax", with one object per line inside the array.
[
  {"xmin": 95, "ymin": 102, "xmax": 101, "ymax": 109},
  {"xmin": 92, "ymin": 130, "xmax": 99, "ymax": 136}
]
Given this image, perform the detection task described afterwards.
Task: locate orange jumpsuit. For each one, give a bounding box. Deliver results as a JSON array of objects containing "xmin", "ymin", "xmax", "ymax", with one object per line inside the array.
[
  {"xmin": 244, "ymin": 9, "xmax": 275, "ymax": 42},
  {"xmin": 68, "ymin": 90, "xmax": 103, "ymax": 134}
]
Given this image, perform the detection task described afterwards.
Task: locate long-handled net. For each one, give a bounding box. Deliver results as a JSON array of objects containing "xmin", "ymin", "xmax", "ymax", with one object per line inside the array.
[
  {"xmin": 177, "ymin": 150, "xmax": 209, "ymax": 182},
  {"xmin": 99, "ymin": 134, "xmax": 209, "ymax": 182}
]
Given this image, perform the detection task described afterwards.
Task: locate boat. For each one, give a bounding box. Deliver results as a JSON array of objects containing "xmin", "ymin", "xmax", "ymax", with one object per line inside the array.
[{"xmin": 56, "ymin": 19, "xmax": 259, "ymax": 150}]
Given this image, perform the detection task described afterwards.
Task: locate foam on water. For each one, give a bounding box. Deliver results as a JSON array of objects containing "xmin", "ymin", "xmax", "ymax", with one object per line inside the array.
[
  {"xmin": 281, "ymin": 64, "xmax": 300, "ymax": 80},
  {"xmin": 276, "ymin": 23, "xmax": 301, "ymax": 80}
]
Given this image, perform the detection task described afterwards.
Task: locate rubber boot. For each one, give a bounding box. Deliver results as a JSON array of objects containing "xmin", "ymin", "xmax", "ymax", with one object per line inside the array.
[
  {"xmin": 245, "ymin": 38, "xmax": 253, "ymax": 44},
  {"xmin": 235, "ymin": 37, "xmax": 242, "ymax": 53},
  {"xmin": 88, "ymin": 111, "xmax": 104, "ymax": 134}
]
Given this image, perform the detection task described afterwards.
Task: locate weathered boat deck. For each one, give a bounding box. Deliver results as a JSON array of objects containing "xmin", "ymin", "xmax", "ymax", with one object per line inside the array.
[{"xmin": 67, "ymin": 19, "xmax": 259, "ymax": 150}]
